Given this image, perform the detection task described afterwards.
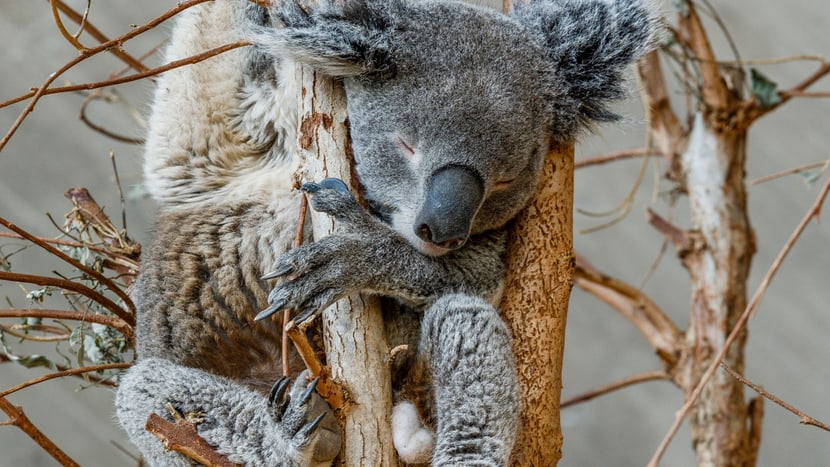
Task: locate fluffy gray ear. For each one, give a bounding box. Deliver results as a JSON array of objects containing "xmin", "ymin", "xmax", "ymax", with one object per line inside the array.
[
  {"xmin": 512, "ymin": 0, "xmax": 660, "ymax": 130},
  {"xmin": 254, "ymin": 0, "xmax": 396, "ymax": 77}
]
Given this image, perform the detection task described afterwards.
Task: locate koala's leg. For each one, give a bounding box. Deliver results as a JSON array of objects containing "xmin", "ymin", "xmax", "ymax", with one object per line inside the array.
[
  {"xmin": 395, "ymin": 294, "xmax": 520, "ymax": 466},
  {"xmin": 116, "ymin": 358, "xmax": 340, "ymax": 467}
]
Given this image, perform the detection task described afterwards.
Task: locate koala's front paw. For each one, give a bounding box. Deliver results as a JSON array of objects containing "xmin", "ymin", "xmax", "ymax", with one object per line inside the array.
[
  {"xmin": 269, "ymin": 372, "xmax": 341, "ymax": 463},
  {"xmin": 301, "ymin": 179, "xmax": 372, "ymax": 228},
  {"xmin": 257, "ymin": 234, "xmax": 369, "ymax": 323}
]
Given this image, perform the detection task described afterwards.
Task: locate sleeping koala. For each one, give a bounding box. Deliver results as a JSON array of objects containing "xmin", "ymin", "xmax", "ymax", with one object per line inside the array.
[{"xmin": 115, "ymin": 0, "xmax": 657, "ymax": 465}]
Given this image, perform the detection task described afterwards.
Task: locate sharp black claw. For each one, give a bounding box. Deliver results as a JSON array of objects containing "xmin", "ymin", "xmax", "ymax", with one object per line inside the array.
[
  {"xmin": 296, "ymin": 412, "xmax": 327, "ymax": 443},
  {"xmin": 300, "ymin": 377, "xmax": 320, "ymax": 405},
  {"xmin": 291, "ymin": 307, "xmax": 317, "ymax": 326},
  {"xmin": 256, "ymin": 298, "xmax": 286, "ymax": 321},
  {"xmin": 261, "ymin": 264, "xmax": 294, "ymax": 280},
  {"xmin": 268, "ymin": 376, "xmax": 290, "ymax": 407}
]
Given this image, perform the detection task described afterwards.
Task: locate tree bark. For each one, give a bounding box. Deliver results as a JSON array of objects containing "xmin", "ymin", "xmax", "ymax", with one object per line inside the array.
[
  {"xmin": 679, "ymin": 113, "xmax": 757, "ymax": 466},
  {"xmin": 295, "ymin": 67, "xmax": 397, "ymax": 466},
  {"xmin": 502, "ymin": 142, "xmax": 574, "ymax": 466}
]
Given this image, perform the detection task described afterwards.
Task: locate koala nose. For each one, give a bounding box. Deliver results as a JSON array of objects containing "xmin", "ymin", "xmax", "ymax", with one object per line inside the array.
[{"xmin": 414, "ymin": 165, "xmax": 484, "ymax": 251}]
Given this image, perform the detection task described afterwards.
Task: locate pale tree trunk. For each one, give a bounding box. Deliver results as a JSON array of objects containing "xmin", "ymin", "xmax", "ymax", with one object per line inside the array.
[
  {"xmin": 294, "ymin": 67, "xmax": 397, "ymax": 466},
  {"xmin": 679, "ymin": 114, "xmax": 759, "ymax": 466},
  {"xmin": 502, "ymin": 142, "xmax": 574, "ymax": 466}
]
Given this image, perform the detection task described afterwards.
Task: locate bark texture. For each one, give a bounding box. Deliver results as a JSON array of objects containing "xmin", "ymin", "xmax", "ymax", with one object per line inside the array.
[
  {"xmin": 295, "ymin": 66, "xmax": 397, "ymax": 466},
  {"xmin": 502, "ymin": 142, "xmax": 574, "ymax": 466}
]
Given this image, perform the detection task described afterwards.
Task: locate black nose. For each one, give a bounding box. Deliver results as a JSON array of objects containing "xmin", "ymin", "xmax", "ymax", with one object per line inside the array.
[{"xmin": 413, "ymin": 165, "xmax": 484, "ymax": 251}]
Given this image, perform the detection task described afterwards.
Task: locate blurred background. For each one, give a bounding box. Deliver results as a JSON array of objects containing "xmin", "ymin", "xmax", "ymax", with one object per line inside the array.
[{"xmin": 0, "ymin": 0, "xmax": 827, "ymax": 465}]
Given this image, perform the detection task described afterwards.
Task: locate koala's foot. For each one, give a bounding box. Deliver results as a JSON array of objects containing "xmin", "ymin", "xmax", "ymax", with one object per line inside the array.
[
  {"xmin": 116, "ymin": 359, "xmax": 340, "ymax": 466},
  {"xmin": 392, "ymin": 401, "xmax": 435, "ymax": 465}
]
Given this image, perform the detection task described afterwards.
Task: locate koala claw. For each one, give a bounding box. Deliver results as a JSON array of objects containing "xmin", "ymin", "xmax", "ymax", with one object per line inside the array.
[
  {"xmin": 296, "ymin": 412, "xmax": 327, "ymax": 447},
  {"xmin": 301, "ymin": 179, "xmax": 363, "ymax": 221},
  {"xmin": 303, "ymin": 178, "xmax": 350, "ymax": 195},
  {"xmin": 261, "ymin": 263, "xmax": 294, "ymax": 281},
  {"xmin": 268, "ymin": 376, "xmax": 291, "ymax": 419},
  {"xmin": 255, "ymin": 297, "xmax": 287, "ymax": 321}
]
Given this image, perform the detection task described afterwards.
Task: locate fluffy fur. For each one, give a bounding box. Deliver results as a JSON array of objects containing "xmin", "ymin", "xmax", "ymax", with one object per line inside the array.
[{"xmin": 115, "ymin": 0, "xmax": 657, "ymax": 465}]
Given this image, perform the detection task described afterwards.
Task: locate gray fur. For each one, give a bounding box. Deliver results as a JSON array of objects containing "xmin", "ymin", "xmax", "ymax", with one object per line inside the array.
[{"xmin": 117, "ymin": 0, "xmax": 656, "ymax": 465}]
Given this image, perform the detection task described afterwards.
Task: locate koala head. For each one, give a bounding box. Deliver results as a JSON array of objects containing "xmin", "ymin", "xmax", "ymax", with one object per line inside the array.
[{"xmin": 260, "ymin": 0, "xmax": 658, "ymax": 256}]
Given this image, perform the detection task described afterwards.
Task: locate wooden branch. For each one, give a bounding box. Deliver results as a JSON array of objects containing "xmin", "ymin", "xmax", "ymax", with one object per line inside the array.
[
  {"xmin": 637, "ymin": 51, "xmax": 687, "ymax": 180},
  {"xmin": 646, "ymin": 208, "xmax": 706, "ymax": 264},
  {"xmin": 284, "ymin": 321, "xmax": 346, "ymax": 412},
  {"xmin": 679, "ymin": 2, "xmax": 732, "ymax": 110},
  {"xmin": 145, "ymin": 413, "xmax": 239, "ymax": 467},
  {"xmin": 574, "ymin": 147, "xmax": 663, "ymax": 169},
  {"xmin": 574, "ymin": 255, "xmax": 681, "ymax": 366},
  {"xmin": 0, "ymin": 309, "xmax": 132, "ymax": 344},
  {"xmin": 47, "ymin": 0, "xmax": 148, "ymax": 73},
  {"xmin": 294, "ymin": 63, "xmax": 396, "ymax": 463},
  {"xmin": 750, "ymin": 159, "xmax": 829, "ymax": 185},
  {"xmin": 0, "ymin": 362, "xmax": 131, "ymax": 399},
  {"xmin": 648, "ymin": 126, "xmax": 830, "ymax": 467},
  {"xmin": 1, "ymin": 41, "xmax": 249, "ymax": 111},
  {"xmin": 501, "ymin": 141, "xmax": 573, "ymax": 466},
  {"xmin": 721, "ymin": 363, "xmax": 830, "ymax": 432},
  {"xmin": 0, "ymin": 215, "xmax": 136, "ymax": 318},
  {"xmin": 0, "ymin": 397, "xmax": 80, "ymax": 467},
  {"xmin": 0, "ymin": 0, "xmax": 213, "ymax": 151},
  {"xmin": 560, "ymin": 370, "xmax": 671, "ymax": 408},
  {"xmin": 0, "ymin": 232, "xmax": 139, "ymax": 267},
  {"xmin": 744, "ymin": 60, "xmax": 830, "ymax": 122}
]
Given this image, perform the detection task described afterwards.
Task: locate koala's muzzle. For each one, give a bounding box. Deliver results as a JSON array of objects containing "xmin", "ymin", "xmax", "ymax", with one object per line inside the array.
[{"xmin": 414, "ymin": 165, "xmax": 484, "ymax": 250}]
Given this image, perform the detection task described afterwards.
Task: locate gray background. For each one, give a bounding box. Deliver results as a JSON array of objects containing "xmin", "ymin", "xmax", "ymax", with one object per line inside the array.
[{"xmin": 0, "ymin": 0, "xmax": 827, "ymax": 465}]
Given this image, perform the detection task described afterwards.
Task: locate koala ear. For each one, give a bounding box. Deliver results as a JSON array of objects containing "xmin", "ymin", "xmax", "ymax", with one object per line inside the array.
[
  {"xmin": 512, "ymin": 0, "xmax": 660, "ymax": 132},
  {"xmin": 254, "ymin": 0, "xmax": 395, "ymax": 77}
]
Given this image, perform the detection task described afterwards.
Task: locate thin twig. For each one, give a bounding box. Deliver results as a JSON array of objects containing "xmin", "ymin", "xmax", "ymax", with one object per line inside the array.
[
  {"xmin": 50, "ymin": 0, "xmax": 87, "ymax": 52},
  {"xmin": 745, "ymin": 60, "xmax": 830, "ymax": 122},
  {"xmin": 0, "ymin": 216, "xmax": 136, "ymax": 317},
  {"xmin": 0, "ymin": 41, "xmax": 249, "ymax": 112},
  {"xmin": 0, "ymin": 0, "xmax": 213, "ymax": 152},
  {"xmin": 0, "ymin": 362, "xmax": 131, "ymax": 399},
  {"xmin": 647, "ymin": 168, "xmax": 830, "ymax": 467},
  {"xmin": 751, "ymin": 159, "xmax": 829, "ymax": 185},
  {"xmin": 282, "ymin": 196, "xmax": 309, "ymax": 377},
  {"xmin": 0, "ymin": 309, "xmax": 131, "ymax": 343},
  {"xmin": 720, "ymin": 363, "xmax": 830, "ymax": 432},
  {"xmin": 0, "ymin": 232, "xmax": 138, "ymax": 267},
  {"xmin": 561, "ymin": 370, "xmax": 671, "ymax": 408},
  {"xmin": 574, "ymin": 148, "xmax": 662, "ymax": 169},
  {"xmin": 285, "ymin": 321, "xmax": 346, "ymax": 413},
  {"xmin": 0, "ymin": 397, "xmax": 80, "ymax": 467},
  {"xmin": 0, "ymin": 271, "xmax": 133, "ymax": 327},
  {"xmin": 574, "ymin": 255, "xmax": 681, "ymax": 365},
  {"xmin": 47, "ymin": 0, "xmax": 148, "ymax": 72}
]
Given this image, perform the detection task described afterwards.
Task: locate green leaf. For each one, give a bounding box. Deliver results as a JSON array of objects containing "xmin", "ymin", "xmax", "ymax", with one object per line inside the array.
[{"xmin": 750, "ymin": 68, "xmax": 782, "ymax": 109}]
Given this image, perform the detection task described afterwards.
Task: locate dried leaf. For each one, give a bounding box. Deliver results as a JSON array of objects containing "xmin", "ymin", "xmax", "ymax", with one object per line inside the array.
[{"xmin": 750, "ymin": 68, "xmax": 782, "ymax": 109}]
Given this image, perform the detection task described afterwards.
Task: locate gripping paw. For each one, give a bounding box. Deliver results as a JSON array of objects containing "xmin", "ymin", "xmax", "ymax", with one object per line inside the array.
[
  {"xmin": 301, "ymin": 178, "xmax": 366, "ymax": 225},
  {"xmin": 266, "ymin": 371, "xmax": 340, "ymax": 463}
]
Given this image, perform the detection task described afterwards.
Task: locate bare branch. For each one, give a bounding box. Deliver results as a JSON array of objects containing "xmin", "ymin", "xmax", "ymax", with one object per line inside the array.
[
  {"xmin": 0, "ymin": 0, "xmax": 213, "ymax": 152},
  {"xmin": 647, "ymin": 167, "xmax": 830, "ymax": 467},
  {"xmin": 574, "ymin": 148, "xmax": 662, "ymax": 169},
  {"xmin": 0, "ymin": 215, "xmax": 136, "ymax": 319},
  {"xmin": 679, "ymin": 2, "xmax": 732, "ymax": 110},
  {"xmin": 0, "ymin": 397, "xmax": 80, "ymax": 467},
  {"xmin": 721, "ymin": 363, "xmax": 830, "ymax": 432},
  {"xmin": 751, "ymin": 159, "xmax": 829, "ymax": 185},
  {"xmin": 146, "ymin": 412, "xmax": 239, "ymax": 467},
  {"xmin": 0, "ymin": 309, "xmax": 131, "ymax": 343},
  {"xmin": 561, "ymin": 370, "xmax": 671, "ymax": 408},
  {"xmin": 574, "ymin": 255, "xmax": 681, "ymax": 366},
  {"xmin": 0, "ymin": 363, "xmax": 130, "ymax": 399}
]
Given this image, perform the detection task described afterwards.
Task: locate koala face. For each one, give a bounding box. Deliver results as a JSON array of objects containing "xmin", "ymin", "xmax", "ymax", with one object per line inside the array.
[
  {"xmin": 343, "ymin": 3, "xmax": 554, "ymax": 256},
  {"xmin": 263, "ymin": 0, "xmax": 658, "ymax": 255}
]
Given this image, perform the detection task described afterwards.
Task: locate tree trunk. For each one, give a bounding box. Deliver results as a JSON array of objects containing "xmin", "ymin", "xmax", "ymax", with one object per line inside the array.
[
  {"xmin": 295, "ymin": 66, "xmax": 397, "ymax": 466},
  {"xmin": 679, "ymin": 113, "xmax": 758, "ymax": 466},
  {"xmin": 502, "ymin": 142, "xmax": 574, "ymax": 466}
]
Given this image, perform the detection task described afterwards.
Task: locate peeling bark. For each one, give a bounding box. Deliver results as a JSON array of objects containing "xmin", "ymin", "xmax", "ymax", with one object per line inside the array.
[{"xmin": 294, "ymin": 67, "xmax": 397, "ymax": 466}]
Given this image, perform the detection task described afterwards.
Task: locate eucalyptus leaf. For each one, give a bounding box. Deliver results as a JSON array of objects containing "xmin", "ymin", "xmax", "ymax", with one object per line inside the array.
[{"xmin": 750, "ymin": 68, "xmax": 782, "ymax": 109}]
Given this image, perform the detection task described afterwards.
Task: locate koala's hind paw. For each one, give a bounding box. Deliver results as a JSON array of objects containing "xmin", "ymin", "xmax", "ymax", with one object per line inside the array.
[{"xmin": 270, "ymin": 372, "xmax": 341, "ymax": 461}]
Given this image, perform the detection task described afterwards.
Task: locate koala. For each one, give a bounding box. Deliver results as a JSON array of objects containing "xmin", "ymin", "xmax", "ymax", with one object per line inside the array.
[{"xmin": 115, "ymin": 0, "xmax": 657, "ymax": 465}]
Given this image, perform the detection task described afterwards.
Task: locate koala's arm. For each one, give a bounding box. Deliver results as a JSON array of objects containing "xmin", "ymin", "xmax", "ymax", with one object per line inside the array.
[{"xmin": 261, "ymin": 183, "xmax": 506, "ymax": 322}]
